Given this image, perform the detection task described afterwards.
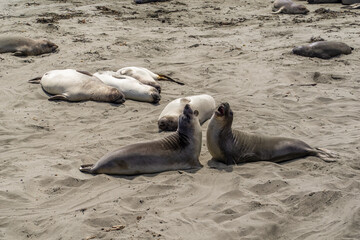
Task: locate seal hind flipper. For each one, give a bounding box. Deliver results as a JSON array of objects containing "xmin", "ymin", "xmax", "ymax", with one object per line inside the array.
[
  {"xmin": 315, "ymin": 148, "xmax": 338, "ymax": 162},
  {"xmin": 157, "ymin": 74, "xmax": 185, "ymax": 85},
  {"xmin": 28, "ymin": 77, "xmax": 42, "ymax": 84},
  {"xmin": 48, "ymin": 94, "xmax": 69, "ymax": 101},
  {"xmin": 79, "ymin": 164, "xmax": 95, "ymax": 173}
]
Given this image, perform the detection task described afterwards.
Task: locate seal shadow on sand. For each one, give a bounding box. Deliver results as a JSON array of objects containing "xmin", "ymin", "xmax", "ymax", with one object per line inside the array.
[
  {"xmin": 83, "ymin": 167, "xmax": 202, "ymax": 180},
  {"xmin": 207, "ymin": 156, "xmax": 322, "ymax": 172}
]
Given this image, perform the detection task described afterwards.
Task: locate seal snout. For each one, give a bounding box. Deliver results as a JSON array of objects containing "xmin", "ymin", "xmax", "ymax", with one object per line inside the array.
[
  {"xmin": 151, "ymin": 92, "xmax": 161, "ymax": 103},
  {"xmin": 216, "ymin": 102, "xmax": 230, "ymax": 116}
]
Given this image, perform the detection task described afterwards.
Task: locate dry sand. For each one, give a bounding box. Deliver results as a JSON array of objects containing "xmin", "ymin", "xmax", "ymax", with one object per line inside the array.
[{"xmin": 1, "ymin": 0, "xmax": 360, "ymax": 239}]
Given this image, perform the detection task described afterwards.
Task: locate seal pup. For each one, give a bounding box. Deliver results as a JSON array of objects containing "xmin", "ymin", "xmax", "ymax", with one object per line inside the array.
[
  {"xmin": 293, "ymin": 41, "xmax": 353, "ymax": 59},
  {"xmin": 117, "ymin": 67, "xmax": 184, "ymax": 93},
  {"xmin": 94, "ymin": 71, "xmax": 161, "ymax": 103},
  {"xmin": 79, "ymin": 104, "xmax": 202, "ymax": 175},
  {"xmin": 273, "ymin": 0, "xmax": 309, "ymax": 14},
  {"xmin": 28, "ymin": 69, "xmax": 125, "ymax": 103},
  {"xmin": 158, "ymin": 94, "xmax": 216, "ymax": 131},
  {"xmin": 0, "ymin": 37, "xmax": 58, "ymax": 56},
  {"xmin": 206, "ymin": 102, "xmax": 336, "ymax": 165}
]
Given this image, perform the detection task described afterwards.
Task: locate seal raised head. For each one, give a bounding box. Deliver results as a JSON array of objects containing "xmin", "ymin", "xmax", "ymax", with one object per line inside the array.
[
  {"xmin": 206, "ymin": 102, "xmax": 336, "ymax": 165},
  {"xmin": 293, "ymin": 41, "xmax": 353, "ymax": 59},
  {"xmin": 273, "ymin": 0, "xmax": 309, "ymax": 14},
  {"xmin": 0, "ymin": 37, "xmax": 58, "ymax": 56},
  {"xmin": 79, "ymin": 104, "xmax": 202, "ymax": 175},
  {"xmin": 158, "ymin": 94, "xmax": 216, "ymax": 131},
  {"xmin": 28, "ymin": 69, "xmax": 125, "ymax": 103},
  {"xmin": 94, "ymin": 71, "xmax": 161, "ymax": 103}
]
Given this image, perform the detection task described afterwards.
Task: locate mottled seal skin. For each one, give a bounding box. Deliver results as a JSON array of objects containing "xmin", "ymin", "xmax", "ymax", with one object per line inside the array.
[
  {"xmin": 293, "ymin": 41, "xmax": 353, "ymax": 59},
  {"xmin": 28, "ymin": 69, "xmax": 125, "ymax": 103},
  {"xmin": 94, "ymin": 71, "xmax": 161, "ymax": 103},
  {"xmin": 158, "ymin": 94, "xmax": 216, "ymax": 132},
  {"xmin": 206, "ymin": 102, "xmax": 335, "ymax": 165},
  {"xmin": 79, "ymin": 104, "xmax": 202, "ymax": 175},
  {"xmin": 0, "ymin": 37, "xmax": 58, "ymax": 56},
  {"xmin": 273, "ymin": 0, "xmax": 309, "ymax": 14}
]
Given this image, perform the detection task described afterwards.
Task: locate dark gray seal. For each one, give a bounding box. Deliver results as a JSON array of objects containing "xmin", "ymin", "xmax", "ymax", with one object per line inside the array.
[
  {"xmin": 206, "ymin": 102, "xmax": 336, "ymax": 165},
  {"xmin": 80, "ymin": 104, "xmax": 202, "ymax": 175},
  {"xmin": 134, "ymin": 0, "xmax": 170, "ymax": 4},
  {"xmin": 0, "ymin": 37, "xmax": 58, "ymax": 56},
  {"xmin": 292, "ymin": 41, "xmax": 353, "ymax": 59}
]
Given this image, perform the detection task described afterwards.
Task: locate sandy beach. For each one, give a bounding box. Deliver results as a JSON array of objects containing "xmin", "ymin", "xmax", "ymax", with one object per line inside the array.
[{"xmin": 1, "ymin": 0, "xmax": 360, "ymax": 239}]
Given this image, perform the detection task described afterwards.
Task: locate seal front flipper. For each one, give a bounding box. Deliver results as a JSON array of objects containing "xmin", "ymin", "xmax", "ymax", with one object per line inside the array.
[
  {"xmin": 13, "ymin": 51, "xmax": 26, "ymax": 57},
  {"xmin": 48, "ymin": 94, "xmax": 69, "ymax": 101},
  {"xmin": 79, "ymin": 164, "xmax": 95, "ymax": 173}
]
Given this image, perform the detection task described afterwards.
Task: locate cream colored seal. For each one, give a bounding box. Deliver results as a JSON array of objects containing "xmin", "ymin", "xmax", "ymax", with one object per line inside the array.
[
  {"xmin": 28, "ymin": 69, "xmax": 125, "ymax": 103},
  {"xmin": 94, "ymin": 71, "xmax": 161, "ymax": 103},
  {"xmin": 158, "ymin": 94, "xmax": 216, "ymax": 131}
]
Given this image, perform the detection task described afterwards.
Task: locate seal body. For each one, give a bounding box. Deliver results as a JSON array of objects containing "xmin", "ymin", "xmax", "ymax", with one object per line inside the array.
[
  {"xmin": 206, "ymin": 103, "xmax": 333, "ymax": 165},
  {"xmin": 158, "ymin": 94, "xmax": 216, "ymax": 131},
  {"xmin": 0, "ymin": 37, "xmax": 58, "ymax": 56},
  {"xmin": 117, "ymin": 67, "xmax": 162, "ymax": 93},
  {"xmin": 29, "ymin": 69, "xmax": 125, "ymax": 103},
  {"xmin": 273, "ymin": 0, "xmax": 309, "ymax": 14},
  {"xmin": 293, "ymin": 41, "xmax": 353, "ymax": 59},
  {"xmin": 79, "ymin": 104, "xmax": 202, "ymax": 175},
  {"xmin": 94, "ymin": 71, "xmax": 161, "ymax": 103}
]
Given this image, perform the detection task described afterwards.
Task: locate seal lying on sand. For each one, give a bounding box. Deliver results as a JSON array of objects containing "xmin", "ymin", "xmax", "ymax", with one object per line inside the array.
[
  {"xmin": 117, "ymin": 67, "xmax": 184, "ymax": 93},
  {"xmin": 293, "ymin": 41, "xmax": 353, "ymax": 59},
  {"xmin": 158, "ymin": 94, "xmax": 216, "ymax": 131},
  {"xmin": 80, "ymin": 104, "xmax": 202, "ymax": 175},
  {"xmin": 134, "ymin": 0, "xmax": 170, "ymax": 3},
  {"xmin": 0, "ymin": 37, "xmax": 58, "ymax": 56},
  {"xmin": 273, "ymin": 0, "xmax": 309, "ymax": 14},
  {"xmin": 28, "ymin": 69, "xmax": 125, "ymax": 103},
  {"xmin": 94, "ymin": 71, "xmax": 161, "ymax": 103},
  {"xmin": 206, "ymin": 102, "xmax": 336, "ymax": 165}
]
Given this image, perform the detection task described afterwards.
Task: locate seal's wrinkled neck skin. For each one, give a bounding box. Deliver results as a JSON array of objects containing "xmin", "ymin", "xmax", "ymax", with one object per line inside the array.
[{"xmin": 207, "ymin": 102, "xmax": 233, "ymax": 161}]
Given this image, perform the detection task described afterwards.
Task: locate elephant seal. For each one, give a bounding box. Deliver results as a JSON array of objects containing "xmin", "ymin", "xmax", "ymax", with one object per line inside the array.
[
  {"xmin": 28, "ymin": 69, "xmax": 125, "ymax": 103},
  {"xmin": 79, "ymin": 104, "xmax": 202, "ymax": 175},
  {"xmin": 206, "ymin": 102, "xmax": 336, "ymax": 165},
  {"xmin": 0, "ymin": 37, "xmax": 58, "ymax": 56},
  {"xmin": 292, "ymin": 41, "xmax": 353, "ymax": 59},
  {"xmin": 273, "ymin": 0, "xmax": 309, "ymax": 14},
  {"xmin": 158, "ymin": 94, "xmax": 216, "ymax": 131},
  {"xmin": 307, "ymin": 0, "xmax": 341, "ymax": 3},
  {"xmin": 134, "ymin": 0, "xmax": 170, "ymax": 3},
  {"xmin": 94, "ymin": 71, "xmax": 161, "ymax": 103},
  {"xmin": 117, "ymin": 67, "xmax": 184, "ymax": 93}
]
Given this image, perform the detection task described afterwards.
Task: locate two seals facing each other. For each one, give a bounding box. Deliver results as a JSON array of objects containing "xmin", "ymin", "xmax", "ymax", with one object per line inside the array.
[
  {"xmin": 28, "ymin": 69, "xmax": 125, "ymax": 103},
  {"xmin": 94, "ymin": 71, "xmax": 161, "ymax": 103},
  {"xmin": 272, "ymin": 0, "xmax": 309, "ymax": 14},
  {"xmin": 0, "ymin": 37, "xmax": 58, "ymax": 56},
  {"xmin": 80, "ymin": 104, "xmax": 202, "ymax": 175},
  {"xmin": 158, "ymin": 94, "xmax": 216, "ymax": 131},
  {"xmin": 207, "ymin": 102, "xmax": 336, "ymax": 165},
  {"xmin": 293, "ymin": 41, "xmax": 353, "ymax": 59}
]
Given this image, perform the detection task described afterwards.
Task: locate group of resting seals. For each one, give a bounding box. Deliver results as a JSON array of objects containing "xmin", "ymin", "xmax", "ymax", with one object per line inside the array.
[
  {"xmin": 28, "ymin": 67, "xmax": 183, "ymax": 104},
  {"xmin": 80, "ymin": 102, "xmax": 335, "ymax": 176}
]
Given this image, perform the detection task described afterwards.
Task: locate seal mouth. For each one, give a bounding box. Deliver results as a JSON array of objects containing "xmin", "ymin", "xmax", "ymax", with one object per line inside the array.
[{"xmin": 215, "ymin": 102, "xmax": 232, "ymax": 117}]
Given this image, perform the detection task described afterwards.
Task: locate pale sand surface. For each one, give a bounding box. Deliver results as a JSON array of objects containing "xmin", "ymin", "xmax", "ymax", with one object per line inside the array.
[{"xmin": 1, "ymin": 0, "xmax": 360, "ymax": 239}]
